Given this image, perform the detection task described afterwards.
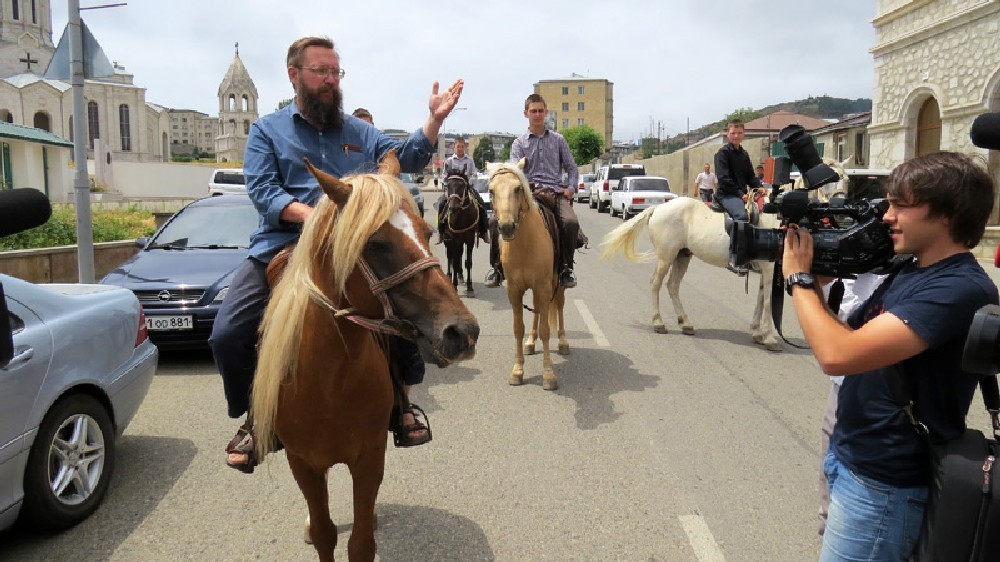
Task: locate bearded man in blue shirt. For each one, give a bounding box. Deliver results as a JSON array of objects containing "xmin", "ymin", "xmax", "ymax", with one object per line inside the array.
[{"xmin": 210, "ymin": 36, "xmax": 464, "ymax": 473}]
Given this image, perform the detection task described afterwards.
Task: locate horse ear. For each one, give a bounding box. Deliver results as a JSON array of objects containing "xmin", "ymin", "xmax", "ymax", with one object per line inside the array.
[
  {"xmin": 304, "ymin": 157, "xmax": 352, "ymax": 206},
  {"xmin": 515, "ymin": 157, "xmax": 526, "ymax": 170},
  {"xmin": 379, "ymin": 149, "xmax": 401, "ymax": 176}
]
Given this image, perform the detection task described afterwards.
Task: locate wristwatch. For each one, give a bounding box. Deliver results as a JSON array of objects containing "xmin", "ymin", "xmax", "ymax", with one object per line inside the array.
[{"xmin": 785, "ymin": 272, "xmax": 816, "ymax": 296}]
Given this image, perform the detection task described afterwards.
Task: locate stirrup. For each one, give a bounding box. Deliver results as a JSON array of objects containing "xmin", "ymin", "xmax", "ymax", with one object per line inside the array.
[{"xmin": 389, "ymin": 403, "xmax": 432, "ymax": 448}]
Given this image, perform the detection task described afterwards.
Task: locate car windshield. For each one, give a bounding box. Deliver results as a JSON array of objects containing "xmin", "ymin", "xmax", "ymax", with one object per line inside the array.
[
  {"xmin": 609, "ymin": 167, "xmax": 646, "ymax": 181},
  {"xmin": 474, "ymin": 177, "xmax": 490, "ymax": 193},
  {"xmin": 150, "ymin": 202, "xmax": 258, "ymax": 249},
  {"xmin": 629, "ymin": 178, "xmax": 670, "ymax": 192},
  {"xmin": 581, "ymin": 174, "xmax": 595, "ymax": 182},
  {"xmin": 213, "ymin": 171, "xmax": 244, "ymax": 185}
]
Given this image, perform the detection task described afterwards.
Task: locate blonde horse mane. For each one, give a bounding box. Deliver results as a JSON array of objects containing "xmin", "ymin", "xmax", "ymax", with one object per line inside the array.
[
  {"xmin": 252, "ymin": 171, "xmax": 409, "ymax": 456},
  {"xmin": 486, "ymin": 159, "xmax": 536, "ymax": 213}
]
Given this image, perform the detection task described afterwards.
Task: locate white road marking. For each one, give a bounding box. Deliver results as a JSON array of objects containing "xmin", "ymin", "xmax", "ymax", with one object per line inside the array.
[
  {"xmin": 574, "ymin": 299, "xmax": 609, "ymax": 347},
  {"xmin": 679, "ymin": 514, "xmax": 726, "ymax": 562}
]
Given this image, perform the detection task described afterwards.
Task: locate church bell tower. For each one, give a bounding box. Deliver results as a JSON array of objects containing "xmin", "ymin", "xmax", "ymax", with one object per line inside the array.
[
  {"xmin": 0, "ymin": 0, "xmax": 55, "ymax": 77},
  {"xmin": 215, "ymin": 42, "xmax": 259, "ymax": 163}
]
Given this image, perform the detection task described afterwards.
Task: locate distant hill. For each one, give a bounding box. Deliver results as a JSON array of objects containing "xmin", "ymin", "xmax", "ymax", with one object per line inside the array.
[{"xmin": 671, "ymin": 96, "xmax": 872, "ymax": 150}]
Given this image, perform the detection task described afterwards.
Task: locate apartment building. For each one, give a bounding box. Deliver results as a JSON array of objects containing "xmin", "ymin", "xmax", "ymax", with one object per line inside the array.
[{"xmin": 534, "ymin": 74, "xmax": 613, "ymax": 151}]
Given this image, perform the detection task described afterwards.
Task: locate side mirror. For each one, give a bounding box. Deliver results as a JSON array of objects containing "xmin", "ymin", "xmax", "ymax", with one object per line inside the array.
[
  {"xmin": 0, "ymin": 282, "xmax": 12, "ymax": 369},
  {"xmin": 416, "ymin": 176, "xmax": 425, "ymax": 184},
  {"xmin": 135, "ymin": 237, "xmax": 150, "ymax": 248}
]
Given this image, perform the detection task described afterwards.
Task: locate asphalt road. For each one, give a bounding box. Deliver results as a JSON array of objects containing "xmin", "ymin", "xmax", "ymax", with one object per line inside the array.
[{"xmin": 3, "ymin": 195, "xmax": 998, "ymax": 561}]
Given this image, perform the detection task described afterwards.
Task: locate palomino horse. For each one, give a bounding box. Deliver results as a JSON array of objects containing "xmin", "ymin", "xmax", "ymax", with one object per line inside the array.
[
  {"xmin": 487, "ymin": 159, "xmax": 567, "ymax": 391},
  {"xmin": 251, "ymin": 153, "xmax": 479, "ymax": 562},
  {"xmin": 600, "ymin": 196, "xmax": 782, "ymax": 351},
  {"xmin": 442, "ymin": 168, "xmax": 480, "ymax": 297}
]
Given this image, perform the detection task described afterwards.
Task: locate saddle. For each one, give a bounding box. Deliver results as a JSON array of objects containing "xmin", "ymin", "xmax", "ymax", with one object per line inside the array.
[{"xmin": 266, "ymin": 245, "xmax": 294, "ymax": 288}]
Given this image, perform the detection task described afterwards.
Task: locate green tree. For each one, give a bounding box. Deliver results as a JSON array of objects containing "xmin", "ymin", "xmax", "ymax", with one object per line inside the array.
[
  {"xmin": 277, "ymin": 98, "xmax": 293, "ymax": 110},
  {"xmin": 473, "ymin": 138, "xmax": 496, "ymax": 170},
  {"xmin": 640, "ymin": 137, "xmax": 658, "ymax": 159},
  {"xmin": 561, "ymin": 125, "xmax": 604, "ymax": 165},
  {"xmin": 499, "ymin": 138, "xmax": 514, "ymax": 162},
  {"xmin": 724, "ymin": 107, "xmax": 762, "ymax": 124}
]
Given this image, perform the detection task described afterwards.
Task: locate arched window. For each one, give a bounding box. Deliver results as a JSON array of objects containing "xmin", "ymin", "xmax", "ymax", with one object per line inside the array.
[
  {"xmin": 228, "ymin": 94, "xmax": 236, "ymax": 111},
  {"xmin": 0, "ymin": 109, "xmax": 12, "ymax": 123},
  {"xmin": 242, "ymin": 94, "xmax": 249, "ymax": 112},
  {"xmin": 243, "ymin": 119, "xmax": 249, "ymax": 134},
  {"xmin": 119, "ymin": 104, "xmax": 131, "ymax": 151},
  {"xmin": 12, "ymin": 0, "xmax": 19, "ymax": 20},
  {"xmin": 33, "ymin": 111, "xmax": 50, "ymax": 132},
  {"xmin": 87, "ymin": 100, "xmax": 99, "ymax": 150},
  {"xmin": 916, "ymin": 97, "xmax": 941, "ymax": 157}
]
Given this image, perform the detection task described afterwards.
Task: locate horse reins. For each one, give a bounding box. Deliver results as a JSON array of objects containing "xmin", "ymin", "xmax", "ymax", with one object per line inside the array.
[
  {"xmin": 491, "ymin": 169, "xmax": 529, "ymax": 234},
  {"xmin": 444, "ymin": 175, "xmax": 478, "ymax": 234}
]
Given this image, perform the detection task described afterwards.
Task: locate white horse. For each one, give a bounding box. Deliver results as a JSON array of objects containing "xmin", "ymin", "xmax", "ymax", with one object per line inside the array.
[
  {"xmin": 599, "ymin": 157, "xmax": 853, "ymax": 352},
  {"xmin": 600, "ymin": 195, "xmax": 782, "ymax": 350}
]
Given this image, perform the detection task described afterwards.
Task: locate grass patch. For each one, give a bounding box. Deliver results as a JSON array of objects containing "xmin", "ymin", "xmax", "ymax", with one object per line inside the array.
[{"xmin": 0, "ymin": 206, "xmax": 157, "ymax": 251}]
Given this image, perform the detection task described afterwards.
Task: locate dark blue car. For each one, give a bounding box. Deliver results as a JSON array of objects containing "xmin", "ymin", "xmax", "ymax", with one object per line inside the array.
[{"xmin": 100, "ymin": 195, "xmax": 259, "ymax": 350}]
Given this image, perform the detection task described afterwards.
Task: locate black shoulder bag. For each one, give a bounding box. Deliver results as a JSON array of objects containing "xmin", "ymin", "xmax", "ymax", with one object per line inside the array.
[{"xmin": 885, "ymin": 367, "xmax": 1000, "ymax": 561}]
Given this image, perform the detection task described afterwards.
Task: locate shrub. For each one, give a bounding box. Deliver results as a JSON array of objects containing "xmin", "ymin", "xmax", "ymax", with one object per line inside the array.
[{"xmin": 0, "ymin": 206, "xmax": 156, "ymax": 250}]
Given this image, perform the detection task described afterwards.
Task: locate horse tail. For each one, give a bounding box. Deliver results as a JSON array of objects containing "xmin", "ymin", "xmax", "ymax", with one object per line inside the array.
[{"xmin": 599, "ymin": 205, "xmax": 657, "ymax": 262}]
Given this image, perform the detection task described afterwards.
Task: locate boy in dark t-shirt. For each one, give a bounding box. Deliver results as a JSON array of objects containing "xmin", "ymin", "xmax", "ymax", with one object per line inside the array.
[{"xmin": 782, "ymin": 152, "xmax": 998, "ymax": 561}]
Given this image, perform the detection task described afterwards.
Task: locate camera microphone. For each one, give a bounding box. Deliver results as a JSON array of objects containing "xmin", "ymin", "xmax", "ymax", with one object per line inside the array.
[
  {"xmin": 970, "ymin": 112, "xmax": 1000, "ymax": 151},
  {"xmin": 0, "ymin": 188, "xmax": 52, "ymax": 237}
]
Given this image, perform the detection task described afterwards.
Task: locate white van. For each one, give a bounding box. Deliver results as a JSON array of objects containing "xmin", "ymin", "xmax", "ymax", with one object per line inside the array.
[
  {"xmin": 589, "ymin": 164, "xmax": 646, "ymax": 212},
  {"xmin": 208, "ymin": 168, "xmax": 246, "ymax": 196}
]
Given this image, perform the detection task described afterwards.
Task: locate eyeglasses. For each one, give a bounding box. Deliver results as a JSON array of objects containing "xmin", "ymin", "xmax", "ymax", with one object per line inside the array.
[{"xmin": 300, "ymin": 66, "xmax": 346, "ymax": 79}]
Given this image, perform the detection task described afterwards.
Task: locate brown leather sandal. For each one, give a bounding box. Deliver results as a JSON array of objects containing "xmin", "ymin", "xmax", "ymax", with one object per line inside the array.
[
  {"xmin": 225, "ymin": 424, "xmax": 258, "ymax": 474},
  {"xmin": 389, "ymin": 403, "xmax": 432, "ymax": 448}
]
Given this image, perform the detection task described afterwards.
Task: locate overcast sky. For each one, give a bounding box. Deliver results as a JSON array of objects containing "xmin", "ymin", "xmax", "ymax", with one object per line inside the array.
[{"xmin": 52, "ymin": 0, "xmax": 877, "ymax": 143}]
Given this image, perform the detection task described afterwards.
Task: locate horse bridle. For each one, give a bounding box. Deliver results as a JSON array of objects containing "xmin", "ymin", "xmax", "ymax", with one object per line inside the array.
[
  {"xmin": 444, "ymin": 174, "xmax": 477, "ymax": 234},
  {"xmin": 490, "ymin": 169, "xmax": 529, "ymax": 235}
]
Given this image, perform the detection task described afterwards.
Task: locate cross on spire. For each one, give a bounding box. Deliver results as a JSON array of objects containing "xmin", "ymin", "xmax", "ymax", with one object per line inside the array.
[
  {"xmin": 235, "ymin": 42, "xmax": 239, "ymax": 57},
  {"xmin": 19, "ymin": 51, "xmax": 38, "ymax": 71}
]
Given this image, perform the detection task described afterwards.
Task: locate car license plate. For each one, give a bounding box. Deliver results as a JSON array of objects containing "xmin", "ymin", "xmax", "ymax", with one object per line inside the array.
[
  {"xmin": 146, "ymin": 315, "xmax": 193, "ymax": 331},
  {"xmin": 646, "ymin": 197, "xmax": 663, "ymax": 205}
]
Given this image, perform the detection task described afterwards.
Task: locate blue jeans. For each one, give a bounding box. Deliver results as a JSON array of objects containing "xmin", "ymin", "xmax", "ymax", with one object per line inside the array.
[
  {"xmin": 819, "ymin": 450, "xmax": 928, "ymax": 562},
  {"xmin": 720, "ymin": 194, "xmax": 748, "ymax": 220}
]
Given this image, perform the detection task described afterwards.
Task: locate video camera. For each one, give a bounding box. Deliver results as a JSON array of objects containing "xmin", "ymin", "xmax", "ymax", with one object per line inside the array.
[{"xmin": 729, "ymin": 124, "xmax": 895, "ymax": 277}]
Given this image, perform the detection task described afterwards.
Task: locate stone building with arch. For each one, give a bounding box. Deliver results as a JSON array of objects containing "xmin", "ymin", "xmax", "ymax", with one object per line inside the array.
[
  {"xmin": 0, "ymin": 0, "xmax": 170, "ymax": 164},
  {"xmin": 214, "ymin": 47, "xmax": 258, "ymax": 163},
  {"xmin": 868, "ymin": 0, "xmax": 1000, "ymax": 222}
]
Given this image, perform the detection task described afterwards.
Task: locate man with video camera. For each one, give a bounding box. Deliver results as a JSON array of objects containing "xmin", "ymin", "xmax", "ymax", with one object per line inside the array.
[{"xmin": 784, "ymin": 151, "xmax": 998, "ymax": 561}]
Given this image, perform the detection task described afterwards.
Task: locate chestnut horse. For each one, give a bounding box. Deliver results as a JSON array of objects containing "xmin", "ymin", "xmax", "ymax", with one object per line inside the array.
[
  {"xmin": 442, "ymin": 169, "xmax": 480, "ymax": 297},
  {"xmin": 487, "ymin": 159, "xmax": 567, "ymax": 391},
  {"xmin": 251, "ymin": 154, "xmax": 479, "ymax": 562}
]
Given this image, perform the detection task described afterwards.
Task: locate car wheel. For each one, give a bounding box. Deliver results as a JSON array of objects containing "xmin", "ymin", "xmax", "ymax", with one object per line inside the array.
[
  {"xmin": 610, "ymin": 204, "xmax": 619, "ymax": 217},
  {"xmin": 20, "ymin": 394, "xmax": 116, "ymax": 531},
  {"xmin": 589, "ymin": 197, "xmax": 596, "ymax": 209},
  {"xmin": 622, "ymin": 208, "xmax": 631, "ymax": 221}
]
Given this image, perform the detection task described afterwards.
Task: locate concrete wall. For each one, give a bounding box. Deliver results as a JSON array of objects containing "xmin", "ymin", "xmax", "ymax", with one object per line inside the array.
[
  {"xmin": 0, "ymin": 241, "xmax": 140, "ymax": 283},
  {"xmin": 91, "ymin": 160, "xmax": 216, "ymax": 199}
]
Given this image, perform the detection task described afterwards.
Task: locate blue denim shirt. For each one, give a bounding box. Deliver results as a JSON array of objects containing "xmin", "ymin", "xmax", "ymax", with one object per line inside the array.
[{"xmin": 244, "ymin": 101, "xmax": 436, "ymax": 262}]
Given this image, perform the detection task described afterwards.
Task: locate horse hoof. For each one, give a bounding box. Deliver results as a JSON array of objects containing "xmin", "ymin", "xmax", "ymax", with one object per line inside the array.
[
  {"xmin": 558, "ymin": 343, "xmax": 570, "ymax": 355},
  {"xmin": 653, "ymin": 325, "xmax": 667, "ymax": 334},
  {"xmin": 509, "ymin": 374, "xmax": 523, "ymax": 386},
  {"xmin": 524, "ymin": 344, "xmax": 536, "ymax": 356},
  {"xmin": 542, "ymin": 378, "xmax": 559, "ymax": 391},
  {"xmin": 681, "ymin": 326, "xmax": 695, "ymax": 336},
  {"xmin": 465, "ymin": 289, "xmax": 475, "ymax": 298},
  {"xmin": 752, "ymin": 334, "xmax": 765, "ymax": 344},
  {"xmin": 765, "ymin": 343, "xmax": 783, "ymax": 353}
]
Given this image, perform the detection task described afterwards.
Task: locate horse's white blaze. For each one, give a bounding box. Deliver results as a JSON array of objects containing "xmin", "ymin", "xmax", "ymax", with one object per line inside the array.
[
  {"xmin": 574, "ymin": 299, "xmax": 609, "ymax": 347},
  {"xmin": 678, "ymin": 514, "xmax": 726, "ymax": 562},
  {"xmin": 389, "ymin": 208, "xmax": 430, "ymax": 257}
]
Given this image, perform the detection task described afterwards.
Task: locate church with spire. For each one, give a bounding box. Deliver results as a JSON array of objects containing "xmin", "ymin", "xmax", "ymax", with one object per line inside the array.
[
  {"xmin": 214, "ymin": 42, "xmax": 259, "ymax": 163},
  {"xmin": 0, "ymin": 0, "xmax": 171, "ymax": 164}
]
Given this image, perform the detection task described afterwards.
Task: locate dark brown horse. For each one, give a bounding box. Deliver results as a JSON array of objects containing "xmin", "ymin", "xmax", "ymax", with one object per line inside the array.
[
  {"xmin": 251, "ymin": 153, "xmax": 479, "ymax": 562},
  {"xmin": 441, "ymin": 169, "xmax": 481, "ymax": 297}
]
